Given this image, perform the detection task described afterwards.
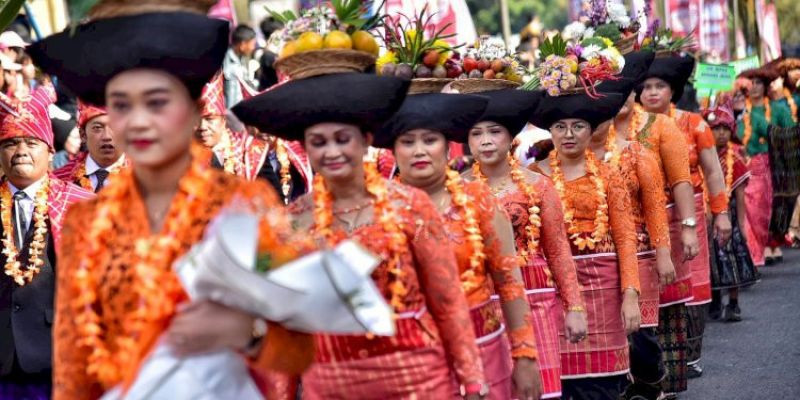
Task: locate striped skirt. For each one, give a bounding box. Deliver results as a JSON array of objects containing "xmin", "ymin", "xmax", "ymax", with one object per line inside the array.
[
  {"xmin": 455, "ymin": 299, "xmax": 512, "ymax": 400},
  {"xmin": 657, "ymin": 304, "xmax": 689, "ymax": 394},
  {"xmin": 745, "ymin": 153, "xmax": 772, "ymax": 266},
  {"xmin": 637, "ymin": 250, "xmax": 660, "ymax": 328},
  {"xmin": 520, "ymin": 255, "xmax": 563, "ymax": 399},
  {"xmin": 661, "ymin": 198, "xmax": 696, "ymax": 307},
  {"xmin": 687, "ymin": 194, "xmax": 712, "ymax": 306},
  {"xmin": 557, "ymin": 252, "xmax": 629, "ymax": 379}
]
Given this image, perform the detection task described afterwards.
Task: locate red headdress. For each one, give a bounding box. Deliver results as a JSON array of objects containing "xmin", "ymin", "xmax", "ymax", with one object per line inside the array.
[
  {"xmin": 200, "ymin": 72, "xmax": 226, "ymax": 117},
  {"xmin": 703, "ymin": 97, "xmax": 739, "ymax": 143},
  {"xmin": 77, "ymin": 100, "xmax": 107, "ymax": 128},
  {"xmin": 0, "ymin": 83, "xmax": 57, "ymax": 149}
]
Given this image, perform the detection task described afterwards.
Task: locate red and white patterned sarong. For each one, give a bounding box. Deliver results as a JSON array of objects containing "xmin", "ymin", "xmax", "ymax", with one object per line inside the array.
[{"xmin": 687, "ymin": 194, "xmax": 711, "ymax": 306}]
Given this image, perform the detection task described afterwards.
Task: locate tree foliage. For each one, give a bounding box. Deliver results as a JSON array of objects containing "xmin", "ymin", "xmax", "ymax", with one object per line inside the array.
[{"xmin": 465, "ymin": 0, "xmax": 569, "ymax": 36}]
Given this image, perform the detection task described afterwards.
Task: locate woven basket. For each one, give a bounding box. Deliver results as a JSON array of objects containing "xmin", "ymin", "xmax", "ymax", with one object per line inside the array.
[
  {"xmin": 655, "ymin": 50, "xmax": 677, "ymax": 59},
  {"xmin": 275, "ymin": 49, "xmax": 377, "ymax": 80},
  {"xmin": 559, "ymin": 81, "xmax": 600, "ymax": 96},
  {"xmin": 89, "ymin": 0, "xmax": 216, "ymax": 18},
  {"xmin": 614, "ymin": 35, "xmax": 637, "ymax": 55},
  {"xmin": 450, "ymin": 78, "xmax": 521, "ymax": 94},
  {"xmin": 408, "ymin": 78, "xmax": 453, "ymax": 94}
]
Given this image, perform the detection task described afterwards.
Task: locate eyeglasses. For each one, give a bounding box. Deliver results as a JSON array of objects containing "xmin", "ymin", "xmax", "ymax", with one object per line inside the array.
[{"xmin": 549, "ymin": 121, "xmax": 590, "ymax": 136}]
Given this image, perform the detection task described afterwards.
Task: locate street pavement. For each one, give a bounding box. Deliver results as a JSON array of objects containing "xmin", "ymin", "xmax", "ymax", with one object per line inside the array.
[{"xmin": 681, "ymin": 249, "xmax": 800, "ymax": 399}]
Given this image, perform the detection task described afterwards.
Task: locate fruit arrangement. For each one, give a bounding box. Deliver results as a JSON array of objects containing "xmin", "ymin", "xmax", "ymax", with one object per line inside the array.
[
  {"xmin": 528, "ymin": 33, "xmax": 624, "ymax": 97},
  {"xmin": 268, "ymin": 0, "xmax": 383, "ymax": 59},
  {"xmin": 459, "ymin": 36, "xmax": 525, "ymax": 83},
  {"xmin": 376, "ymin": 6, "xmax": 463, "ymax": 80}
]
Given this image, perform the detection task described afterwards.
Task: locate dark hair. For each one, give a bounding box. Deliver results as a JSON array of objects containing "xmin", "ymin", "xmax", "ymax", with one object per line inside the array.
[
  {"xmin": 231, "ymin": 25, "xmax": 257, "ymax": 45},
  {"xmin": 260, "ymin": 17, "xmax": 283, "ymax": 39}
]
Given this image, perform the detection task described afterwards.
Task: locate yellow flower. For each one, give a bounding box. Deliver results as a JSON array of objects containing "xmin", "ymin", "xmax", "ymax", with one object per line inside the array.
[
  {"xmin": 601, "ymin": 37, "xmax": 614, "ymax": 48},
  {"xmin": 404, "ymin": 29, "xmax": 418, "ymax": 46},
  {"xmin": 376, "ymin": 51, "xmax": 398, "ymax": 74},
  {"xmin": 432, "ymin": 39, "xmax": 452, "ymax": 65}
]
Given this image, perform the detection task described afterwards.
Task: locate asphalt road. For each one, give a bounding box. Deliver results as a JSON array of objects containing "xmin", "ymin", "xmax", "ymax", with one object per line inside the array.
[{"xmin": 681, "ymin": 249, "xmax": 800, "ymax": 399}]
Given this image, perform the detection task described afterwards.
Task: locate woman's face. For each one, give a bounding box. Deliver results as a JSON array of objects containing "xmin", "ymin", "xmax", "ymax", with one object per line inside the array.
[
  {"xmin": 304, "ymin": 122, "xmax": 369, "ymax": 184},
  {"xmin": 549, "ymin": 118, "xmax": 592, "ymax": 158},
  {"xmin": 393, "ymin": 128, "xmax": 448, "ymax": 188},
  {"xmin": 712, "ymin": 125, "xmax": 732, "ymax": 148},
  {"xmin": 732, "ymin": 91, "xmax": 747, "ymax": 111},
  {"xmin": 467, "ymin": 121, "xmax": 512, "ymax": 167},
  {"xmin": 750, "ymin": 78, "xmax": 766, "ymax": 98},
  {"xmin": 640, "ymin": 77, "xmax": 673, "ymax": 112},
  {"xmin": 106, "ymin": 68, "xmax": 199, "ymax": 169}
]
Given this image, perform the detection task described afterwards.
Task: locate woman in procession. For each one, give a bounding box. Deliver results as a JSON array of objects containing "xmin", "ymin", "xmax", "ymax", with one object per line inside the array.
[
  {"xmin": 29, "ymin": 1, "xmax": 315, "ymax": 398},
  {"xmin": 530, "ymin": 90, "xmax": 641, "ymax": 400},
  {"xmin": 464, "ymin": 87, "xmax": 588, "ymax": 399},
  {"xmin": 374, "ymin": 89, "xmax": 542, "ymax": 399},
  {"xmin": 233, "ymin": 72, "xmax": 489, "ymax": 399}
]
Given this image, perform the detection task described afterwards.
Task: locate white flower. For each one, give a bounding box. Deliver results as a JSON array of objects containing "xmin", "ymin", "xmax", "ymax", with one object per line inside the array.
[
  {"xmin": 600, "ymin": 47, "xmax": 625, "ymax": 71},
  {"xmin": 563, "ymin": 21, "xmax": 587, "ymax": 42},
  {"xmin": 606, "ymin": 3, "xmax": 632, "ymax": 28},
  {"xmin": 583, "ymin": 44, "xmax": 603, "ymax": 60},
  {"xmin": 584, "ymin": 27, "xmax": 595, "ymax": 38},
  {"xmin": 616, "ymin": 16, "xmax": 632, "ymax": 29}
]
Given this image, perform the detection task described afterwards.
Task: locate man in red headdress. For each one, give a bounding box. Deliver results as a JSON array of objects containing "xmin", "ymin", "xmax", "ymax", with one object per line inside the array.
[
  {"xmin": 0, "ymin": 85, "xmax": 94, "ymax": 397},
  {"xmin": 196, "ymin": 72, "xmax": 248, "ymax": 176},
  {"xmin": 53, "ymin": 101, "xmax": 125, "ymax": 192}
]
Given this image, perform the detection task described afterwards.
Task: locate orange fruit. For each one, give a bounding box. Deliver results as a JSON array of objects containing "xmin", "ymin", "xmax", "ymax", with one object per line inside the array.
[
  {"xmin": 280, "ymin": 41, "xmax": 298, "ymax": 58},
  {"xmin": 352, "ymin": 30, "xmax": 379, "ymax": 55},
  {"xmin": 323, "ymin": 31, "xmax": 353, "ymax": 50},
  {"xmin": 295, "ymin": 32, "xmax": 324, "ymax": 53}
]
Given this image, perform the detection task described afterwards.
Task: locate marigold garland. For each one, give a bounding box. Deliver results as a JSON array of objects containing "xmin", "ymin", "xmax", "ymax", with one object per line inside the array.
[
  {"xmin": 724, "ymin": 146, "xmax": 735, "ymax": 194},
  {"xmin": 219, "ymin": 132, "xmax": 244, "ymax": 176},
  {"xmin": 605, "ymin": 107, "xmax": 642, "ymax": 167},
  {"xmin": 473, "ymin": 155, "xmax": 542, "ymax": 258},
  {"xmin": 275, "ymin": 139, "xmax": 292, "ymax": 203},
  {"xmin": 742, "ymin": 98, "xmax": 771, "ymax": 148},
  {"xmin": 2, "ymin": 179, "xmax": 50, "ymax": 286},
  {"xmin": 444, "ymin": 169, "xmax": 485, "ymax": 293},
  {"xmin": 549, "ymin": 149, "xmax": 609, "ymax": 250},
  {"xmin": 312, "ymin": 161, "xmax": 409, "ymax": 312},
  {"xmin": 73, "ymin": 145, "xmax": 226, "ymax": 388},
  {"xmin": 784, "ymin": 88, "xmax": 798, "ymax": 123}
]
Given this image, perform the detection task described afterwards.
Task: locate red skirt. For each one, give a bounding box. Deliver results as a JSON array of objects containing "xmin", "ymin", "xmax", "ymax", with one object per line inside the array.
[
  {"xmin": 661, "ymin": 201, "xmax": 695, "ymax": 306},
  {"xmin": 687, "ymin": 194, "xmax": 711, "ymax": 306},
  {"xmin": 637, "ymin": 250, "xmax": 660, "ymax": 328},
  {"xmin": 519, "ymin": 255, "xmax": 563, "ymax": 398},
  {"xmin": 456, "ymin": 299, "xmax": 512, "ymax": 400},
  {"xmin": 557, "ymin": 252, "xmax": 629, "ymax": 378},
  {"xmin": 744, "ymin": 153, "xmax": 772, "ymax": 266}
]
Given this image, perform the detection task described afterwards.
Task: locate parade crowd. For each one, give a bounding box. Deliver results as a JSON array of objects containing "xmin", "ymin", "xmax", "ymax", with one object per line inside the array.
[{"xmin": 0, "ymin": 1, "xmax": 798, "ymax": 400}]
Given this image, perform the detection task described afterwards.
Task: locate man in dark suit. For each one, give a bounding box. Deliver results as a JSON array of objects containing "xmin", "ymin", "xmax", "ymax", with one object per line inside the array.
[{"xmin": 0, "ymin": 85, "xmax": 94, "ymax": 398}]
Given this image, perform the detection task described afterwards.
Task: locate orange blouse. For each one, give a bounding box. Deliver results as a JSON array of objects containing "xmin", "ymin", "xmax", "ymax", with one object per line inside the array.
[
  {"xmin": 612, "ymin": 142, "xmax": 670, "ymax": 250},
  {"xmin": 493, "ymin": 173, "xmax": 584, "ymax": 309},
  {"xmin": 672, "ymin": 109, "xmax": 716, "ymax": 192},
  {"xmin": 54, "ymin": 171, "xmax": 314, "ymax": 400},
  {"xmin": 288, "ymin": 180, "xmax": 484, "ymax": 385},
  {"xmin": 441, "ymin": 180, "xmax": 536, "ymax": 358},
  {"xmin": 563, "ymin": 168, "xmax": 640, "ymax": 292},
  {"xmin": 633, "ymin": 112, "xmax": 692, "ymax": 201}
]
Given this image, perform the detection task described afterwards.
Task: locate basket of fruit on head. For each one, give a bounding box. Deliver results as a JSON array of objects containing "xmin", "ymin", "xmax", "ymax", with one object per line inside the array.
[
  {"xmin": 522, "ymin": 32, "xmax": 624, "ymax": 98},
  {"xmin": 269, "ymin": 0, "xmax": 384, "ymax": 80},
  {"xmin": 447, "ymin": 36, "xmax": 526, "ymax": 94},
  {"xmin": 376, "ymin": 5, "xmax": 463, "ymax": 94},
  {"xmin": 562, "ymin": 0, "xmax": 640, "ymax": 55}
]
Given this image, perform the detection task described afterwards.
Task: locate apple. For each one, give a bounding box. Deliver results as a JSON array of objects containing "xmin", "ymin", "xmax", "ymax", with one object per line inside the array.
[
  {"xmin": 477, "ymin": 59, "xmax": 490, "ymax": 72},
  {"xmin": 491, "ymin": 59, "xmax": 505, "ymax": 73},
  {"xmin": 483, "ymin": 69, "xmax": 496, "ymax": 79},
  {"xmin": 463, "ymin": 57, "xmax": 478, "ymax": 73},
  {"xmin": 446, "ymin": 65, "xmax": 463, "ymax": 78},
  {"xmin": 422, "ymin": 51, "xmax": 440, "ymax": 68}
]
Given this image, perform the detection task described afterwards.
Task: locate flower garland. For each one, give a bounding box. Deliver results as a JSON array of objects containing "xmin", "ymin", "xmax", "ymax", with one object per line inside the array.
[
  {"xmin": 312, "ymin": 161, "xmax": 409, "ymax": 311},
  {"xmin": 549, "ymin": 149, "xmax": 609, "ymax": 250},
  {"xmin": 2, "ymin": 179, "xmax": 50, "ymax": 286},
  {"xmin": 444, "ymin": 169, "xmax": 485, "ymax": 292},
  {"xmin": 472, "ymin": 155, "xmax": 542, "ymax": 258},
  {"xmin": 604, "ymin": 107, "xmax": 640, "ymax": 167},
  {"xmin": 724, "ymin": 146, "xmax": 735, "ymax": 194},
  {"xmin": 218, "ymin": 132, "xmax": 243, "ymax": 176},
  {"xmin": 73, "ymin": 158, "xmax": 124, "ymax": 191},
  {"xmin": 275, "ymin": 139, "xmax": 292, "ymax": 203},
  {"xmin": 742, "ymin": 98, "xmax": 771, "ymax": 148},
  {"xmin": 73, "ymin": 145, "xmax": 225, "ymax": 388},
  {"xmin": 784, "ymin": 88, "xmax": 798, "ymax": 123}
]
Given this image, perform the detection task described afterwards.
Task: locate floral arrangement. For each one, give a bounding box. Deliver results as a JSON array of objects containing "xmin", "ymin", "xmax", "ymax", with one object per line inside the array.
[
  {"xmin": 267, "ymin": 0, "xmax": 384, "ymax": 58},
  {"xmin": 639, "ymin": 22, "xmax": 696, "ymax": 53},
  {"xmin": 532, "ymin": 33, "xmax": 624, "ymax": 97},
  {"xmin": 377, "ymin": 6, "xmax": 463, "ymax": 79},
  {"xmin": 562, "ymin": 0, "xmax": 639, "ymax": 45}
]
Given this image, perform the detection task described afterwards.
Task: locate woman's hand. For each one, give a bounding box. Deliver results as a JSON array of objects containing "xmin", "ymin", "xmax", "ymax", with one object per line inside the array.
[
  {"xmin": 681, "ymin": 226, "xmax": 700, "ymax": 261},
  {"xmin": 621, "ymin": 289, "xmax": 641, "ymax": 335},
  {"xmin": 166, "ymin": 300, "xmax": 256, "ymax": 357},
  {"xmin": 655, "ymin": 248, "xmax": 676, "ymax": 287},
  {"xmin": 564, "ymin": 310, "xmax": 588, "ymax": 343},
  {"xmin": 512, "ymin": 357, "xmax": 543, "ymax": 400},
  {"xmin": 714, "ymin": 213, "xmax": 733, "ymax": 245}
]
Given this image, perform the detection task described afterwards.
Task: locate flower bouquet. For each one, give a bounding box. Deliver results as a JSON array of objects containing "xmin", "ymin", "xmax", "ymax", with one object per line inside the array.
[
  {"xmin": 268, "ymin": 0, "xmax": 385, "ymax": 79},
  {"xmin": 101, "ymin": 209, "xmax": 394, "ymax": 400},
  {"xmin": 640, "ymin": 22, "xmax": 696, "ymax": 57},
  {"xmin": 527, "ymin": 33, "xmax": 624, "ymax": 97},
  {"xmin": 563, "ymin": 0, "xmax": 640, "ymax": 54}
]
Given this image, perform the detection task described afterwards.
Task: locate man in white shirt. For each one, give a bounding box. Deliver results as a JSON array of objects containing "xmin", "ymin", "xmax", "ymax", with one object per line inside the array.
[{"xmin": 54, "ymin": 102, "xmax": 125, "ymax": 192}]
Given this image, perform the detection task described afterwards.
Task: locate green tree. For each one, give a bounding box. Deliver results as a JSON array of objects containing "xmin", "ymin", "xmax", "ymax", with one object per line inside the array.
[
  {"xmin": 466, "ymin": 0, "xmax": 569, "ymax": 36},
  {"xmin": 775, "ymin": 0, "xmax": 800, "ymax": 49}
]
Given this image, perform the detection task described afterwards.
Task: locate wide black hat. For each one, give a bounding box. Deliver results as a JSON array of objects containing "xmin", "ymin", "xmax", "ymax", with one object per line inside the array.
[
  {"xmin": 596, "ymin": 50, "xmax": 656, "ymax": 98},
  {"xmin": 636, "ymin": 54, "xmax": 695, "ymax": 103},
  {"xmin": 372, "ymin": 93, "xmax": 488, "ymax": 148},
  {"xmin": 28, "ymin": 12, "xmax": 228, "ymax": 106},
  {"xmin": 530, "ymin": 92, "xmax": 626, "ymax": 131},
  {"xmin": 233, "ymin": 73, "xmax": 410, "ymax": 142},
  {"xmin": 475, "ymin": 89, "xmax": 544, "ymax": 139}
]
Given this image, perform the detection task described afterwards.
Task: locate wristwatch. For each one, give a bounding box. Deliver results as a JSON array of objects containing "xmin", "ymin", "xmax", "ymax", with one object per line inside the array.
[
  {"xmin": 681, "ymin": 217, "xmax": 697, "ymax": 228},
  {"xmin": 460, "ymin": 382, "xmax": 489, "ymax": 397}
]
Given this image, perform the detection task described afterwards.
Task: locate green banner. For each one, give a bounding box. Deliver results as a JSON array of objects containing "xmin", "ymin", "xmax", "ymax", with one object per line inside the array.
[
  {"xmin": 729, "ymin": 56, "xmax": 761, "ymax": 75},
  {"xmin": 694, "ymin": 63, "xmax": 736, "ymax": 91}
]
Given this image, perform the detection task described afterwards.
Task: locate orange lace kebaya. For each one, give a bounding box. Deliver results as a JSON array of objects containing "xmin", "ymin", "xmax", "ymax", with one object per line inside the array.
[{"xmin": 630, "ymin": 109, "xmax": 692, "ymax": 202}]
